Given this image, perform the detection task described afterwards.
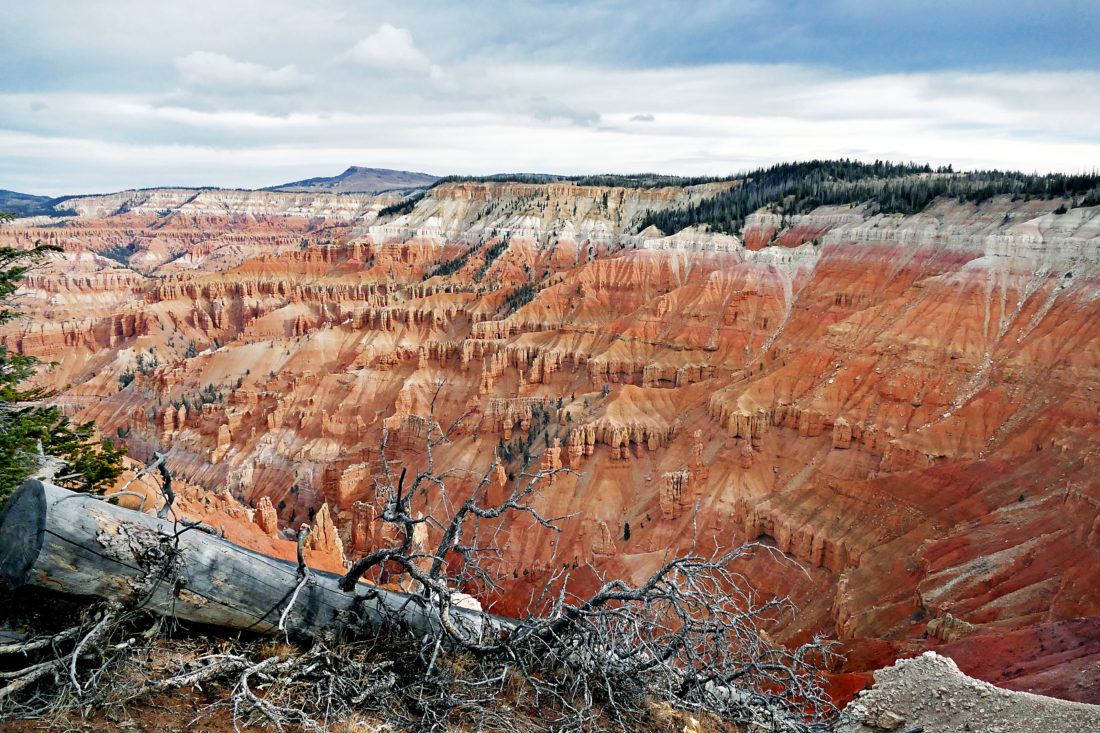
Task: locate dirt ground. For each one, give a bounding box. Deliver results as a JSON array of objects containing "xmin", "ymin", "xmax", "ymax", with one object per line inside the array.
[
  {"xmin": 2, "ymin": 688, "xmax": 243, "ymax": 733},
  {"xmin": 838, "ymin": 651, "xmax": 1100, "ymax": 733}
]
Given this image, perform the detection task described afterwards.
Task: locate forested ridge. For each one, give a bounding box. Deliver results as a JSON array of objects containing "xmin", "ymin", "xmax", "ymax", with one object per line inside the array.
[
  {"xmin": 429, "ymin": 172, "xmax": 740, "ymax": 189},
  {"xmin": 419, "ymin": 160, "xmax": 1100, "ymax": 238},
  {"xmin": 636, "ymin": 159, "xmax": 1100, "ymax": 235}
]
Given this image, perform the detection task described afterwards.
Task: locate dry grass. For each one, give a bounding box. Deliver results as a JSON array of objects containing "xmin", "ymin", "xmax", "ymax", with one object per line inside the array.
[{"xmin": 0, "ymin": 588, "xmax": 716, "ymax": 732}]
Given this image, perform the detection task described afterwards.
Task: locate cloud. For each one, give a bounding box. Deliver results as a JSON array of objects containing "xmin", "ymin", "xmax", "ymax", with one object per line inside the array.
[
  {"xmin": 528, "ymin": 98, "xmax": 602, "ymax": 127},
  {"xmin": 347, "ymin": 24, "xmax": 432, "ymax": 72},
  {"xmin": 3, "ymin": 58, "xmax": 1099, "ymax": 194},
  {"xmin": 175, "ymin": 51, "xmax": 312, "ymax": 92},
  {"xmin": 5, "ymin": 1, "xmax": 1099, "ymax": 196}
]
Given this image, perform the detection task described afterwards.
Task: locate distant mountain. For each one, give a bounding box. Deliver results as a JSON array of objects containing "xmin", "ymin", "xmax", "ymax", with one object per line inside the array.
[
  {"xmin": 268, "ymin": 166, "xmax": 439, "ymax": 195},
  {"xmin": 0, "ymin": 189, "xmax": 58, "ymax": 217}
]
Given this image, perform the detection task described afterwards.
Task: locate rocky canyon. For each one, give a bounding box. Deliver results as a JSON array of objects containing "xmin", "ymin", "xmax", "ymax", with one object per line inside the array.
[{"xmin": 3, "ymin": 169, "xmax": 1098, "ymax": 706}]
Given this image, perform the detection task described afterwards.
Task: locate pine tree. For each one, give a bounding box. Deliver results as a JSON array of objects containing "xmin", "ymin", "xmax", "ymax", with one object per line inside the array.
[{"xmin": 0, "ymin": 218, "xmax": 123, "ymax": 505}]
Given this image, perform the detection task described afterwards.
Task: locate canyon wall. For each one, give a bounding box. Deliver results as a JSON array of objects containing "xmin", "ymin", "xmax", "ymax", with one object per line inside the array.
[{"xmin": 3, "ymin": 183, "xmax": 1098, "ymax": 703}]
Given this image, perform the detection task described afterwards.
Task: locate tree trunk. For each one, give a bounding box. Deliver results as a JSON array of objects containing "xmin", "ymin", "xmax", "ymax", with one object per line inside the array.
[{"xmin": 0, "ymin": 479, "xmax": 493, "ymax": 642}]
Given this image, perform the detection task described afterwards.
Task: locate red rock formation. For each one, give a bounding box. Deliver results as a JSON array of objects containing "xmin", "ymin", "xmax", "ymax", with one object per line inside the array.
[
  {"xmin": 4, "ymin": 186, "xmax": 1099, "ymax": 703},
  {"xmin": 591, "ymin": 520, "xmax": 617, "ymax": 556},
  {"xmin": 660, "ymin": 470, "xmax": 690, "ymax": 520},
  {"xmin": 254, "ymin": 496, "xmax": 279, "ymax": 537},
  {"xmin": 832, "ymin": 416, "xmax": 853, "ymax": 450},
  {"xmin": 306, "ymin": 503, "xmax": 345, "ymax": 566},
  {"xmin": 350, "ymin": 501, "xmax": 376, "ymax": 557}
]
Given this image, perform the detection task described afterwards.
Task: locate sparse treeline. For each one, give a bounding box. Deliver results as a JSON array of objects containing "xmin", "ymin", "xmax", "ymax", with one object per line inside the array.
[
  {"xmin": 501, "ymin": 281, "xmax": 536, "ymax": 316},
  {"xmin": 429, "ymin": 172, "xmax": 742, "ymax": 189},
  {"xmin": 473, "ymin": 237, "xmax": 509, "ymax": 282},
  {"xmin": 376, "ymin": 191, "xmax": 426, "ymax": 217},
  {"xmin": 430, "ymin": 173, "xmax": 569, "ymax": 187},
  {"xmin": 497, "ymin": 401, "xmax": 556, "ymax": 466},
  {"xmin": 424, "ymin": 245, "xmax": 475, "ymax": 280},
  {"xmin": 571, "ymin": 173, "xmax": 738, "ymax": 188},
  {"xmin": 636, "ymin": 160, "xmax": 1100, "ymax": 235},
  {"xmin": 422, "ymin": 235, "xmax": 513, "ymax": 283}
]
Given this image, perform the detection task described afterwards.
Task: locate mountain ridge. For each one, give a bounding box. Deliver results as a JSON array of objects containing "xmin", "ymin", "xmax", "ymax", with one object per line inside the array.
[
  {"xmin": 0, "ymin": 189, "xmax": 64, "ymax": 217},
  {"xmin": 267, "ymin": 165, "xmax": 439, "ymax": 194}
]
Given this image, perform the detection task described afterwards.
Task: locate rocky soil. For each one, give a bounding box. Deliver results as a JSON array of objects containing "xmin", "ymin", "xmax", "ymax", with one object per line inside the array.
[{"xmin": 839, "ymin": 651, "xmax": 1100, "ymax": 732}]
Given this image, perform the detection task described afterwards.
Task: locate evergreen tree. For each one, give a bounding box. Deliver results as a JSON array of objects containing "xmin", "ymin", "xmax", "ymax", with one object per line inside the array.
[
  {"xmin": 0, "ymin": 218, "xmax": 123, "ymax": 505},
  {"xmin": 635, "ymin": 160, "xmax": 1100, "ymax": 236}
]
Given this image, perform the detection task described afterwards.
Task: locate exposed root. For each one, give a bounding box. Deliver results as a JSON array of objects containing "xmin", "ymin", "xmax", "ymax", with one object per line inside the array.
[{"xmin": 68, "ymin": 606, "xmax": 117, "ymax": 694}]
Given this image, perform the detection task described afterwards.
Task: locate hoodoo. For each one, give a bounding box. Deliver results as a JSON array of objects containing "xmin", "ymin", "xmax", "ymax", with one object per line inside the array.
[{"xmin": 3, "ymin": 160, "xmax": 1099, "ymax": 729}]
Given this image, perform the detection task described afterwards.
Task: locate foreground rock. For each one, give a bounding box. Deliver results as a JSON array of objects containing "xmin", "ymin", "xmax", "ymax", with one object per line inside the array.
[{"xmin": 839, "ymin": 651, "xmax": 1100, "ymax": 733}]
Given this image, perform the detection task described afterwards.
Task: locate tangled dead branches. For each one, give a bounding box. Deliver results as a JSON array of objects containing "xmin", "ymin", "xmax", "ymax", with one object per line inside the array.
[
  {"xmin": 0, "ymin": 600, "xmax": 395, "ymax": 732},
  {"xmin": 0, "ymin": 384, "xmax": 839, "ymax": 731},
  {"xmin": 331, "ymin": 384, "xmax": 839, "ymax": 731},
  {"xmin": 0, "ymin": 599, "xmax": 128, "ymax": 715}
]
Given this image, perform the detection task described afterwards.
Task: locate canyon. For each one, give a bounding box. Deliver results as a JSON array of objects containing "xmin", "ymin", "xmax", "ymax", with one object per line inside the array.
[{"xmin": 2, "ymin": 175, "xmax": 1098, "ymax": 705}]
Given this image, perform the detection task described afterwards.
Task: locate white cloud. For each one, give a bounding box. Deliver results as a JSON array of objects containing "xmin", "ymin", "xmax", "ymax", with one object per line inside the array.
[
  {"xmin": 175, "ymin": 51, "xmax": 312, "ymax": 92},
  {"xmin": 2, "ymin": 1, "xmax": 1098, "ymax": 197},
  {"xmin": 347, "ymin": 24, "xmax": 432, "ymax": 72},
  {"xmin": 3, "ymin": 62, "xmax": 1099, "ymax": 194}
]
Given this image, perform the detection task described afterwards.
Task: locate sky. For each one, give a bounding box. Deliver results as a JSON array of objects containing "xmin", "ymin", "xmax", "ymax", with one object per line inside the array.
[{"xmin": 1, "ymin": 0, "xmax": 1098, "ymax": 195}]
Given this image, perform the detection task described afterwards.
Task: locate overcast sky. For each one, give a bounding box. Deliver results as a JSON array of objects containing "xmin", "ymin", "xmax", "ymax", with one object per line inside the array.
[{"xmin": 2, "ymin": 1, "xmax": 1098, "ymax": 195}]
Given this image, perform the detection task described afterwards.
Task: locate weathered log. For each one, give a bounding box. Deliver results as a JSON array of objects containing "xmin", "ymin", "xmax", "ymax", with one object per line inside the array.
[{"xmin": 0, "ymin": 480, "xmax": 491, "ymax": 642}]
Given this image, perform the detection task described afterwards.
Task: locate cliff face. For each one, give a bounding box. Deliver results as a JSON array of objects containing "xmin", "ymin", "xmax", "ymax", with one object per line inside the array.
[
  {"xmin": 58, "ymin": 187, "xmax": 398, "ymax": 221},
  {"xmin": 3, "ymin": 184, "xmax": 1098, "ymax": 703}
]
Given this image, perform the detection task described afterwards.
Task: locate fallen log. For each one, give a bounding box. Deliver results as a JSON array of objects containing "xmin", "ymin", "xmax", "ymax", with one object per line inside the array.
[{"xmin": 0, "ymin": 479, "xmax": 492, "ymax": 642}]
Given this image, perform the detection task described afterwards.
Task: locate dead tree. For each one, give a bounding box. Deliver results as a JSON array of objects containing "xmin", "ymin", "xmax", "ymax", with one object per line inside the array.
[
  {"xmin": 0, "ymin": 383, "xmax": 837, "ymax": 731},
  {"xmin": 0, "ymin": 479, "xmax": 494, "ymax": 644},
  {"xmin": 331, "ymin": 385, "xmax": 838, "ymax": 730}
]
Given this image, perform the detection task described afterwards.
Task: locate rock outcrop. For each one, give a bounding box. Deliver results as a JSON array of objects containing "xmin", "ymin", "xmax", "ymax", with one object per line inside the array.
[
  {"xmin": 839, "ymin": 652, "xmax": 1100, "ymax": 733},
  {"xmin": 4, "ymin": 184, "xmax": 1099, "ymax": 705}
]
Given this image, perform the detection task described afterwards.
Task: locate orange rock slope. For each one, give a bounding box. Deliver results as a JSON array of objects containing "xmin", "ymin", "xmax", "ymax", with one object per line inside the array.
[{"xmin": 2, "ymin": 183, "xmax": 1098, "ymax": 703}]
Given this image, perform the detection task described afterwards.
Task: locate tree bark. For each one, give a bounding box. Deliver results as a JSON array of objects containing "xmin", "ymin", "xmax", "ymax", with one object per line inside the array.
[{"xmin": 0, "ymin": 479, "xmax": 494, "ymax": 642}]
